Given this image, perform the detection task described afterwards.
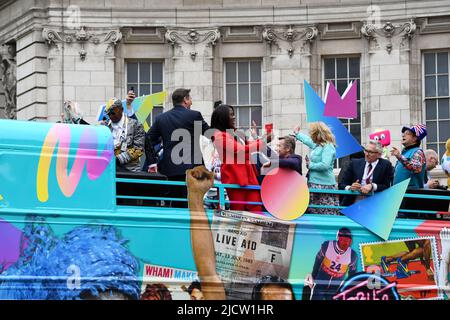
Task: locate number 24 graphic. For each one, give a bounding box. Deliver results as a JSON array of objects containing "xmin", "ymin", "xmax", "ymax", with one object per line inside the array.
[{"xmin": 330, "ymin": 261, "xmax": 342, "ymax": 271}]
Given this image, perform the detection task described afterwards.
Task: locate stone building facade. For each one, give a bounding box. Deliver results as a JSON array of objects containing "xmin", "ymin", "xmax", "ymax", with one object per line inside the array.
[{"xmin": 0, "ymin": 0, "xmax": 449, "ymax": 178}]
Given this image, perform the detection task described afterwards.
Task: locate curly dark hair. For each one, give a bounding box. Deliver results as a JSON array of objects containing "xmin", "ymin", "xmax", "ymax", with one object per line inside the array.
[
  {"xmin": 251, "ymin": 276, "xmax": 295, "ymax": 300},
  {"xmin": 141, "ymin": 283, "xmax": 173, "ymax": 300},
  {"xmin": 187, "ymin": 281, "xmax": 202, "ymax": 296},
  {"xmin": 211, "ymin": 104, "xmax": 234, "ymax": 132}
]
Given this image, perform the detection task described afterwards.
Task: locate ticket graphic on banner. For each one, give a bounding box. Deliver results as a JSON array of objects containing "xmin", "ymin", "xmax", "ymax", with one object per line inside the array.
[{"xmin": 212, "ymin": 210, "xmax": 295, "ymax": 300}]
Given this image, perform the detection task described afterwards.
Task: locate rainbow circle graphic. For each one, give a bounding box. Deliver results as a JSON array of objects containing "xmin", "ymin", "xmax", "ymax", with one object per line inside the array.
[{"xmin": 261, "ymin": 168, "xmax": 310, "ymax": 221}]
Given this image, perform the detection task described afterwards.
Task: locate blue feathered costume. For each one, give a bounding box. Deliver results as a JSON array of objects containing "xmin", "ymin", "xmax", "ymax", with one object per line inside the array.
[{"xmin": 0, "ymin": 216, "xmax": 141, "ymax": 300}]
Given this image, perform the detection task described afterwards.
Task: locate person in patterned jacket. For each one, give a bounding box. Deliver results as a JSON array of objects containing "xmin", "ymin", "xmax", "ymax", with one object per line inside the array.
[
  {"xmin": 391, "ymin": 124, "xmax": 427, "ymax": 189},
  {"xmin": 105, "ymin": 99, "xmax": 145, "ymax": 172}
]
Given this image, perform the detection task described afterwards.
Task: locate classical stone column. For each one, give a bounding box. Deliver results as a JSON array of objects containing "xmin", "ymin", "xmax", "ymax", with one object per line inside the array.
[
  {"xmin": 0, "ymin": 44, "xmax": 17, "ymax": 119},
  {"xmin": 360, "ymin": 20, "xmax": 417, "ymax": 150},
  {"xmin": 164, "ymin": 28, "xmax": 220, "ymax": 119},
  {"xmin": 262, "ymin": 25, "xmax": 318, "ymax": 135},
  {"xmin": 42, "ymin": 27, "xmax": 122, "ymax": 123},
  {"xmin": 14, "ymin": 30, "xmax": 48, "ymax": 121}
]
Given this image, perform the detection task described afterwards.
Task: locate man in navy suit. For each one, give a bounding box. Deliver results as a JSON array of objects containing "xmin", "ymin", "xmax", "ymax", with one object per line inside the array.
[
  {"xmin": 148, "ymin": 88, "xmax": 210, "ymax": 207},
  {"xmin": 338, "ymin": 140, "xmax": 393, "ymax": 207}
]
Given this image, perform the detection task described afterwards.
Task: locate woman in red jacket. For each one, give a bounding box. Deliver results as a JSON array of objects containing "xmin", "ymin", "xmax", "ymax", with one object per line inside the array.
[{"xmin": 210, "ymin": 104, "xmax": 270, "ymax": 213}]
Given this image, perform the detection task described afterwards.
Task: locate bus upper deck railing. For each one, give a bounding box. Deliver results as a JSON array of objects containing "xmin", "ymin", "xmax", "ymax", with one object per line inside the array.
[{"xmin": 116, "ymin": 177, "xmax": 450, "ymax": 218}]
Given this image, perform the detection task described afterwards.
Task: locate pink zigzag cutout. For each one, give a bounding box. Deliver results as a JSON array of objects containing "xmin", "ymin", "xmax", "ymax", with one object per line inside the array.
[{"xmin": 323, "ymin": 81, "xmax": 357, "ymax": 119}]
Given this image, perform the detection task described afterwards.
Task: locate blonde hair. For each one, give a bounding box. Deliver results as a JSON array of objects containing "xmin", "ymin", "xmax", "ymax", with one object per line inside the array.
[{"xmin": 309, "ymin": 122, "xmax": 336, "ymax": 146}]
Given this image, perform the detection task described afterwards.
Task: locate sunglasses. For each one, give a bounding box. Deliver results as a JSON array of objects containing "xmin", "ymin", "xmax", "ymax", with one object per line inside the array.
[
  {"xmin": 364, "ymin": 148, "xmax": 379, "ymax": 155},
  {"xmin": 106, "ymin": 107, "xmax": 119, "ymax": 116}
]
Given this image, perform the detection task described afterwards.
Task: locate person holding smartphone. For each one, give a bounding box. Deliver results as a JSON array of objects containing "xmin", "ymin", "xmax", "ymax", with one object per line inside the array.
[{"xmin": 125, "ymin": 87, "xmax": 137, "ymax": 119}]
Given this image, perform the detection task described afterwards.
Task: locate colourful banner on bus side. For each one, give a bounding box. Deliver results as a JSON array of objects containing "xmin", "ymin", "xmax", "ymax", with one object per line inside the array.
[{"xmin": 0, "ymin": 119, "xmax": 448, "ymax": 301}]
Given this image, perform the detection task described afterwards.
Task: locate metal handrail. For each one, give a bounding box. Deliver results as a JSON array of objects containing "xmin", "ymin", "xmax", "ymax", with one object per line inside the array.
[{"xmin": 116, "ymin": 178, "xmax": 450, "ymax": 216}]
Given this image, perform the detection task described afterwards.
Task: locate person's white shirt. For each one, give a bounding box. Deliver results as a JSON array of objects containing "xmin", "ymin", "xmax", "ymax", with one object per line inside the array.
[
  {"xmin": 111, "ymin": 115, "xmax": 126, "ymax": 148},
  {"xmin": 125, "ymin": 107, "xmax": 135, "ymax": 118}
]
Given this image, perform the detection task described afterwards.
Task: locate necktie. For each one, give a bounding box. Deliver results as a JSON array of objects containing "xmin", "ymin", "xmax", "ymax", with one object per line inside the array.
[{"xmin": 366, "ymin": 163, "xmax": 373, "ymax": 185}]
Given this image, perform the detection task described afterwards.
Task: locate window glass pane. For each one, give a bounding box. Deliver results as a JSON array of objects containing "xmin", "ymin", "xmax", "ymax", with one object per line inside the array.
[
  {"xmin": 127, "ymin": 62, "xmax": 138, "ymax": 83},
  {"xmin": 352, "ymin": 102, "xmax": 361, "ymax": 122},
  {"xmin": 238, "ymin": 83, "xmax": 249, "ymax": 105},
  {"xmin": 226, "ymin": 62, "xmax": 236, "ymax": 83},
  {"xmin": 438, "ymin": 98, "xmax": 449, "ymax": 119},
  {"xmin": 324, "ymin": 59, "xmax": 335, "ymax": 79},
  {"xmin": 139, "ymin": 84, "xmax": 151, "ymax": 96},
  {"xmin": 238, "ymin": 107, "xmax": 250, "ymax": 128},
  {"xmin": 438, "ymin": 75, "xmax": 449, "ymax": 96},
  {"xmin": 340, "ymin": 118, "xmax": 350, "ymax": 129},
  {"xmin": 350, "ymin": 124, "xmax": 361, "ymax": 144},
  {"xmin": 437, "ymin": 52, "xmax": 448, "ymax": 74},
  {"xmin": 152, "ymin": 62, "xmax": 163, "ymax": 83},
  {"xmin": 250, "ymin": 84, "xmax": 261, "ymax": 104},
  {"xmin": 325, "ymin": 80, "xmax": 336, "ymax": 88},
  {"xmin": 128, "ymin": 84, "xmax": 138, "ymax": 92},
  {"xmin": 426, "ymin": 121, "xmax": 437, "ymax": 142},
  {"xmin": 226, "ymin": 84, "xmax": 237, "ymax": 105},
  {"xmin": 152, "ymin": 84, "xmax": 163, "ymax": 94},
  {"xmin": 426, "ymin": 99, "xmax": 437, "ymax": 120},
  {"xmin": 438, "ymin": 143, "xmax": 446, "ymax": 159},
  {"xmin": 349, "ymin": 78, "xmax": 360, "ymax": 100},
  {"xmin": 439, "ymin": 120, "xmax": 450, "ymax": 141},
  {"xmin": 139, "ymin": 62, "xmax": 150, "ymax": 83},
  {"xmin": 356, "ymin": 78, "xmax": 360, "ymax": 101},
  {"xmin": 336, "ymin": 58, "xmax": 347, "ymax": 78},
  {"xmin": 337, "ymin": 80, "xmax": 348, "ymax": 95},
  {"xmin": 425, "ymin": 76, "xmax": 436, "ymax": 97},
  {"xmin": 251, "ymin": 107, "xmax": 262, "ymax": 127},
  {"xmin": 427, "ymin": 143, "xmax": 437, "ymax": 154},
  {"xmin": 250, "ymin": 61, "xmax": 261, "ymax": 82},
  {"xmin": 424, "ymin": 53, "xmax": 435, "ymax": 75},
  {"xmin": 238, "ymin": 62, "xmax": 249, "ymax": 82},
  {"xmin": 349, "ymin": 57, "xmax": 360, "ymax": 78}
]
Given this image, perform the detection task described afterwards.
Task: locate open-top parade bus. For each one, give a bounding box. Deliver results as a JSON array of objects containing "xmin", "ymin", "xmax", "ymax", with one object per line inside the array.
[{"xmin": 0, "ymin": 119, "xmax": 449, "ymax": 301}]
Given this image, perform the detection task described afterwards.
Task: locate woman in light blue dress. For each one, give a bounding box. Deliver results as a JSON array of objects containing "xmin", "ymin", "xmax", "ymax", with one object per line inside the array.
[{"xmin": 294, "ymin": 122, "xmax": 339, "ymax": 215}]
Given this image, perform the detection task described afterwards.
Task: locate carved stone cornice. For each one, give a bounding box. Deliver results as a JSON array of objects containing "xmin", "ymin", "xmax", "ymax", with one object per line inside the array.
[
  {"xmin": 122, "ymin": 27, "xmax": 166, "ymax": 44},
  {"xmin": 361, "ymin": 20, "xmax": 416, "ymax": 54},
  {"xmin": 221, "ymin": 26, "xmax": 262, "ymax": 43},
  {"xmin": 42, "ymin": 27, "xmax": 122, "ymax": 59},
  {"xmin": 319, "ymin": 22, "xmax": 362, "ymax": 40},
  {"xmin": 165, "ymin": 28, "xmax": 220, "ymax": 60},
  {"xmin": 262, "ymin": 25, "xmax": 318, "ymax": 57},
  {"xmin": 418, "ymin": 16, "xmax": 450, "ymax": 34}
]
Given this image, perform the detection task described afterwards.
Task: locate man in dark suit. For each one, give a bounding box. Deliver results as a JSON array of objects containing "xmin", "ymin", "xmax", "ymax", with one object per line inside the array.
[
  {"xmin": 148, "ymin": 88, "xmax": 210, "ymax": 207},
  {"xmin": 338, "ymin": 140, "xmax": 393, "ymax": 207}
]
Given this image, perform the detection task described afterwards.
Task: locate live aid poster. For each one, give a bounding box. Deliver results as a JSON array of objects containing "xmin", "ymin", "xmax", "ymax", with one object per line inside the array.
[{"xmin": 211, "ymin": 210, "xmax": 295, "ymax": 300}]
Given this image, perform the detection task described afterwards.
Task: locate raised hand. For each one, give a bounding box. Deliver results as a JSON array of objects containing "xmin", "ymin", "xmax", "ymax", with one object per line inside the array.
[
  {"xmin": 250, "ymin": 120, "xmax": 258, "ymax": 139},
  {"xmin": 390, "ymin": 147, "xmax": 401, "ymax": 158},
  {"xmin": 126, "ymin": 90, "xmax": 136, "ymax": 106},
  {"xmin": 186, "ymin": 166, "xmax": 214, "ymax": 197}
]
